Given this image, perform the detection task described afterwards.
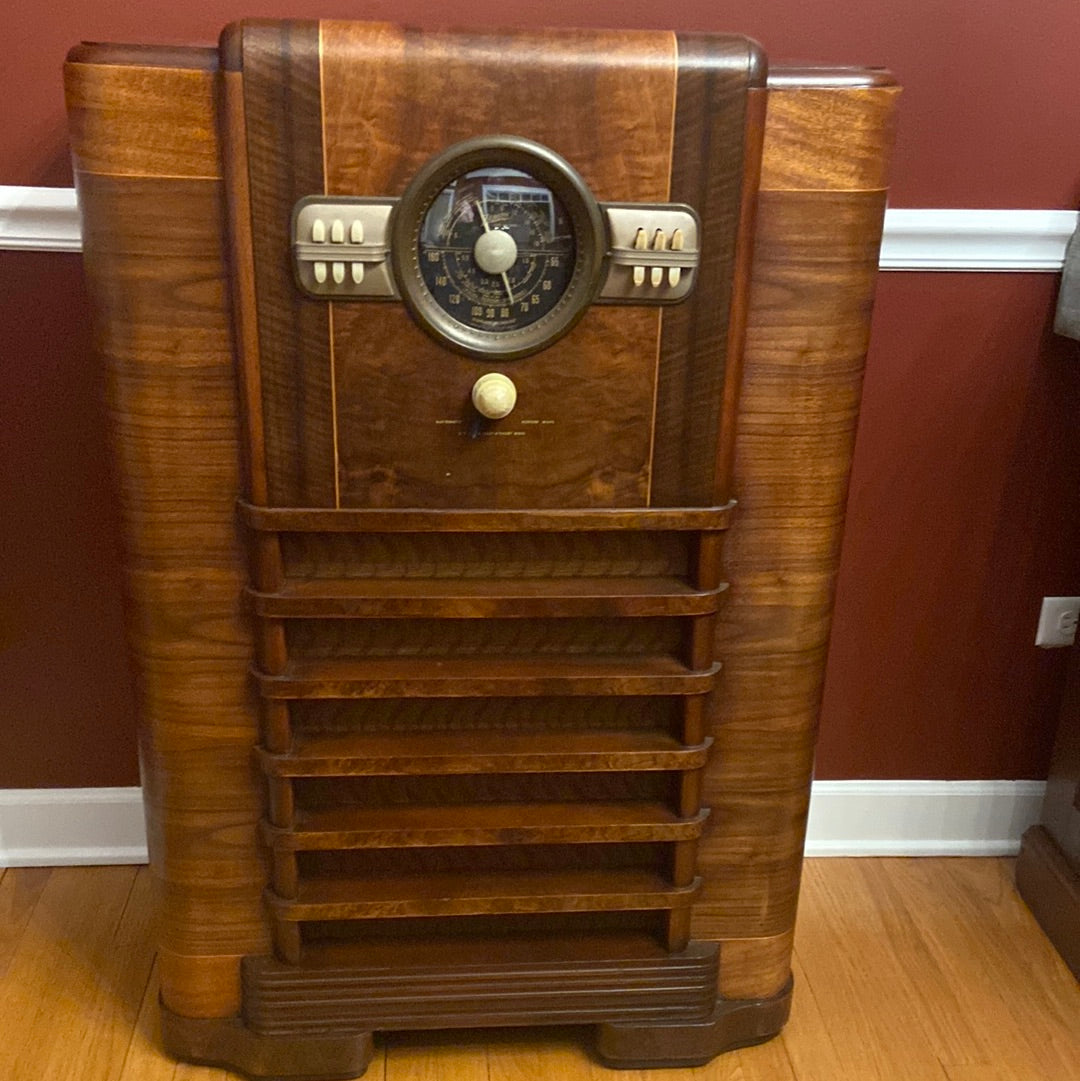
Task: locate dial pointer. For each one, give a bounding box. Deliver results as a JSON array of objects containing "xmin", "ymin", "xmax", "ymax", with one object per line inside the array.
[{"xmin": 472, "ymin": 199, "xmax": 517, "ymax": 303}]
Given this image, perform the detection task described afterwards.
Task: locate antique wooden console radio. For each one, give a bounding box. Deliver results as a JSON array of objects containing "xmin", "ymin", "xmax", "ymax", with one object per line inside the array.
[{"xmin": 66, "ymin": 21, "xmax": 897, "ymax": 1079}]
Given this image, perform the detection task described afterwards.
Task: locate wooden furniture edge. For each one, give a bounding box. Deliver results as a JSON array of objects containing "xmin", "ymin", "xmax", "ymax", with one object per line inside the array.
[
  {"xmin": 64, "ymin": 25, "xmax": 897, "ymax": 1065},
  {"xmin": 1015, "ymin": 825, "xmax": 1080, "ymax": 979},
  {"xmin": 161, "ymin": 1003, "xmax": 375, "ymax": 1081},
  {"xmin": 238, "ymin": 501, "xmax": 736, "ymax": 532},
  {"xmin": 594, "ymin": 975, "xmax": 793, "ymax": 1067},
  {"xmin": 64, "ymin": 38, "xmax": 893, "ymax": 89}
]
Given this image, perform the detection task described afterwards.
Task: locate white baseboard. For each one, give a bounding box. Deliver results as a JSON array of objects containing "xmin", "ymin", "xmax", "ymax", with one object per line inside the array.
[
  {"xmin": 804, "ymin": 779, "xmax": 1046, "ymax": 856},
  {"xmin": 0, "ymin": 788, "xmax": 147, "ymax": 867},
  {"xmin": 0, "ymin": 186, "xmax": 1076, "ymax": 272},
  {"xmin": 0, "ymin": 780, "xmax": 1046, "ymax": 867}
]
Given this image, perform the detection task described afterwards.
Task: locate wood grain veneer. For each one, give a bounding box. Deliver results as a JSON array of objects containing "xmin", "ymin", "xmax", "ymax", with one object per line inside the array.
[
  {"xmin": 65, "ymin": 23, "xmax": 896, "ymax": 1078},
  {"xmin": 67, "ymin": 162, "xmax": 269, "ymax": 1017},
  {"xmin": 318, "ymin": 25, "xmax": 681, "ymax": 512},
  {"xmin": 65, "ymin": 60, "xmax": 220, "ymax": 179}
]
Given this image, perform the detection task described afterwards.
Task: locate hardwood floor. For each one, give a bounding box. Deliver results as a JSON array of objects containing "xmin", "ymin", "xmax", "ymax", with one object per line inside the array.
[{"xmin": 1, "ymin": 859, "xmax": 1076, "ymax": 1081}]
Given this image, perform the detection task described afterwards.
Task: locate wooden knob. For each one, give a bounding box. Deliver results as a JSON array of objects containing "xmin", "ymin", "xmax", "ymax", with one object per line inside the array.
[{"xmin": 471, "ymin": 373, "xmax": 517, "ymax": 420}]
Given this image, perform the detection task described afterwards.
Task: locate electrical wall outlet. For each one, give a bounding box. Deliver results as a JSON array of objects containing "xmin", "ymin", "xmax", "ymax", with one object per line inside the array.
[{"xmin": 1035, "ymin": 596, "xmax": 1080, "ymax": 648}]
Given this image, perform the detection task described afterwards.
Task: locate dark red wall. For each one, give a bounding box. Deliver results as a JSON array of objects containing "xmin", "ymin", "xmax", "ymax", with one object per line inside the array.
[
  {"xmin": 6, "ymin": 0, "xmax": 1080, "ymax": 207},
  {"xmin": 821, "ymin": 274, "xmax": 1080, "ymax": 779},
  {"xmin": 3, "ymin": 1, "xmax": 1080, "ymax": 786},
  {"xmin": 0, "ymin": 253, "xmax": 137, "ymax": 786}
]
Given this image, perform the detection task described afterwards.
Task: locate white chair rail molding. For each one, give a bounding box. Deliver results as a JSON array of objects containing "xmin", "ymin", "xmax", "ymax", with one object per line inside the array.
[{"xmin": 2, "ymin": 185, "xmax": 1077, "ymax": 271}]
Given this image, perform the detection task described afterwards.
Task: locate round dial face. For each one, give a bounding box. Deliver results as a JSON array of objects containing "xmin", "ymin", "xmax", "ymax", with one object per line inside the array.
[
  {"xmin": 418, "ymin": 168, "xmax": 575, "ymax": 333},
  {"xmin": 392, "ymin": 137, "xmax": 606, "ymax": 360}
]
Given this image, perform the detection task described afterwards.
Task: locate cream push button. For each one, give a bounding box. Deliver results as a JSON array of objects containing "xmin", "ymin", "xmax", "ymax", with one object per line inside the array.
[{"xmin": 471, "ymin": 373, "xmax": 518, "ymax": 420}]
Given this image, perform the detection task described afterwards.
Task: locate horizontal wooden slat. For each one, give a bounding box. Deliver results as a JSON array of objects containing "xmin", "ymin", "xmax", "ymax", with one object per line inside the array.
[
  {"xmin": 267, "ymin": 870, "xmax": 701, "ymax": 920},
  {"xmin": 294, "ymin": 931, "xmax": 692, "ymax": 969},
  {"xmin": 259, "ymin": 731, "xmax": 712, "ymax": 777},
  {"xmin": 243, "ymin": 938, "xmax": 718, "ymax": 1032},
  {"xmin": 254, "ymin": 656, "xmax": 720, "ymax": 699},
  {"xmin": 263, "ymin": 802, "xmax": 710, "ymax": 850},
  {"xmin": 238, "ymin": 501, "xmax": 734, "ymax": 533},
  {"xmin": 245, "ymin": 577, "xmax": 725, "ymax": 619}
]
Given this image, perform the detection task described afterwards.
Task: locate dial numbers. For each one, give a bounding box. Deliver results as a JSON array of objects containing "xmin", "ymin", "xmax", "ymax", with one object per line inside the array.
[{"xmin": 418, "ymin": 169, "xmax": 575, "ymax": 333}]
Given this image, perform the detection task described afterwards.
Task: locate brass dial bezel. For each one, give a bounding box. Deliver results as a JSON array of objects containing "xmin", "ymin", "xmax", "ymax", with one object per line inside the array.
[{"xmin": 390, "ymin": 136, "xmax": 607, "ymax": 361}]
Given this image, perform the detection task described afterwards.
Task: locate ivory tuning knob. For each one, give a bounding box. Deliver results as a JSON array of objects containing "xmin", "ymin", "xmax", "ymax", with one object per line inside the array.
[{"xmin": 471, "ymin": 372, "xmax": 518, "ymax": 420}]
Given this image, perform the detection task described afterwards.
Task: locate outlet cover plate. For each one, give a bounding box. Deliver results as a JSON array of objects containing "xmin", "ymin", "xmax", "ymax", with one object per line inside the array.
[{"xmin": 1035, "ymin": 596, "xmax": 1080, "ymax": 648}]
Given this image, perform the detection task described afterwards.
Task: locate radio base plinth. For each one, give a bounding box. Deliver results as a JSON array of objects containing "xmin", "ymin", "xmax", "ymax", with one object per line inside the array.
[
  {"xmin": 160, "ymin": 971, "xmax": 792, "ymax": 1081},
  {"xmin": 161, "ymin": 1004, "xmax": 374, "ymax": 1081},
  {"xmin": 595, "ymin": 977, "xmax": 793, "ymax": 1069}
]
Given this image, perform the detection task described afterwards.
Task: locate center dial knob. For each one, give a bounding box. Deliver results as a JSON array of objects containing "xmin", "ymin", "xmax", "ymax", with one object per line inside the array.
[{"xmin": 473, "ymin": 228, "xmax": 518, "ymax": 276}]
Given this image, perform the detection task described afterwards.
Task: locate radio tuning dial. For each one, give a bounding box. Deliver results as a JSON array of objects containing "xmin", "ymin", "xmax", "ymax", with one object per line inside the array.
[
  {"xmin": 392, "ymin": 136, "xmax": 606, "ymax": 360},
  {"xmin": 471, "ymin": 373, "xmax": 517, "ymax": 419}
]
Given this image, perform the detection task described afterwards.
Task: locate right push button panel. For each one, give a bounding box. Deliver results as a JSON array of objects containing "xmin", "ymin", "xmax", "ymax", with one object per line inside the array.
[{"xmin": 598, "ymin": 204, "xmax": 701, "ymax": 302}]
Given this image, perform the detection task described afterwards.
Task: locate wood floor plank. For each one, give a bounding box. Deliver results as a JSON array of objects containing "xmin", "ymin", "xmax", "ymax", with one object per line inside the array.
[
  {"xmin": 486, "ymin": 1029, "xmax": 594, "ymax": 1081},
  {"xmin": 1, "ymin": 858, "xmax": 1077, "ymax": 1081},
  {"xmin": 0, "ymin": 865, "xmax": 52, "ymax": 980},
  {"xmin": 792, "ymin": 860, "xmax": 952, "ymax": 1081},
  {"xmin": 868, "ymin": 858, "xmax": 1080, "ymax": 1079},
  {"xmin": 943, "ymin": 1062, "xmax": 1072, "ymax": 1081},
  {"xmin": 659, "ymin": 1036, "xmax": 798, "ymax": 1081},
  {"xmin": 116, "ymin": 959, "xmax": 178, "ymax": 1081},
  {"xmin": 846, "ymin": 858, "xmax": 1003, "ymax": 1067},
  {"xmin": 384, "ymin": 1030, "xmax": 485, "ymax": 1081},
  {"xmin": 0, "ymin": 865, "xmax": 156, "ymax": 1081},
  {"xmin": 779, "ymin": 953, "xmax": 863, "ymax": 1081},
  {"xmin": 964, "ymin": 859, "xmax": 1080, "ymax": 1036}
]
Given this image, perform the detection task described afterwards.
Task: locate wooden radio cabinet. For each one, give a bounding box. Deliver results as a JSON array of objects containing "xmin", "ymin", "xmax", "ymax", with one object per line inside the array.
[{"xmin": 66, "ymin": 21, "xmax": 897, "ymax": 1079}]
